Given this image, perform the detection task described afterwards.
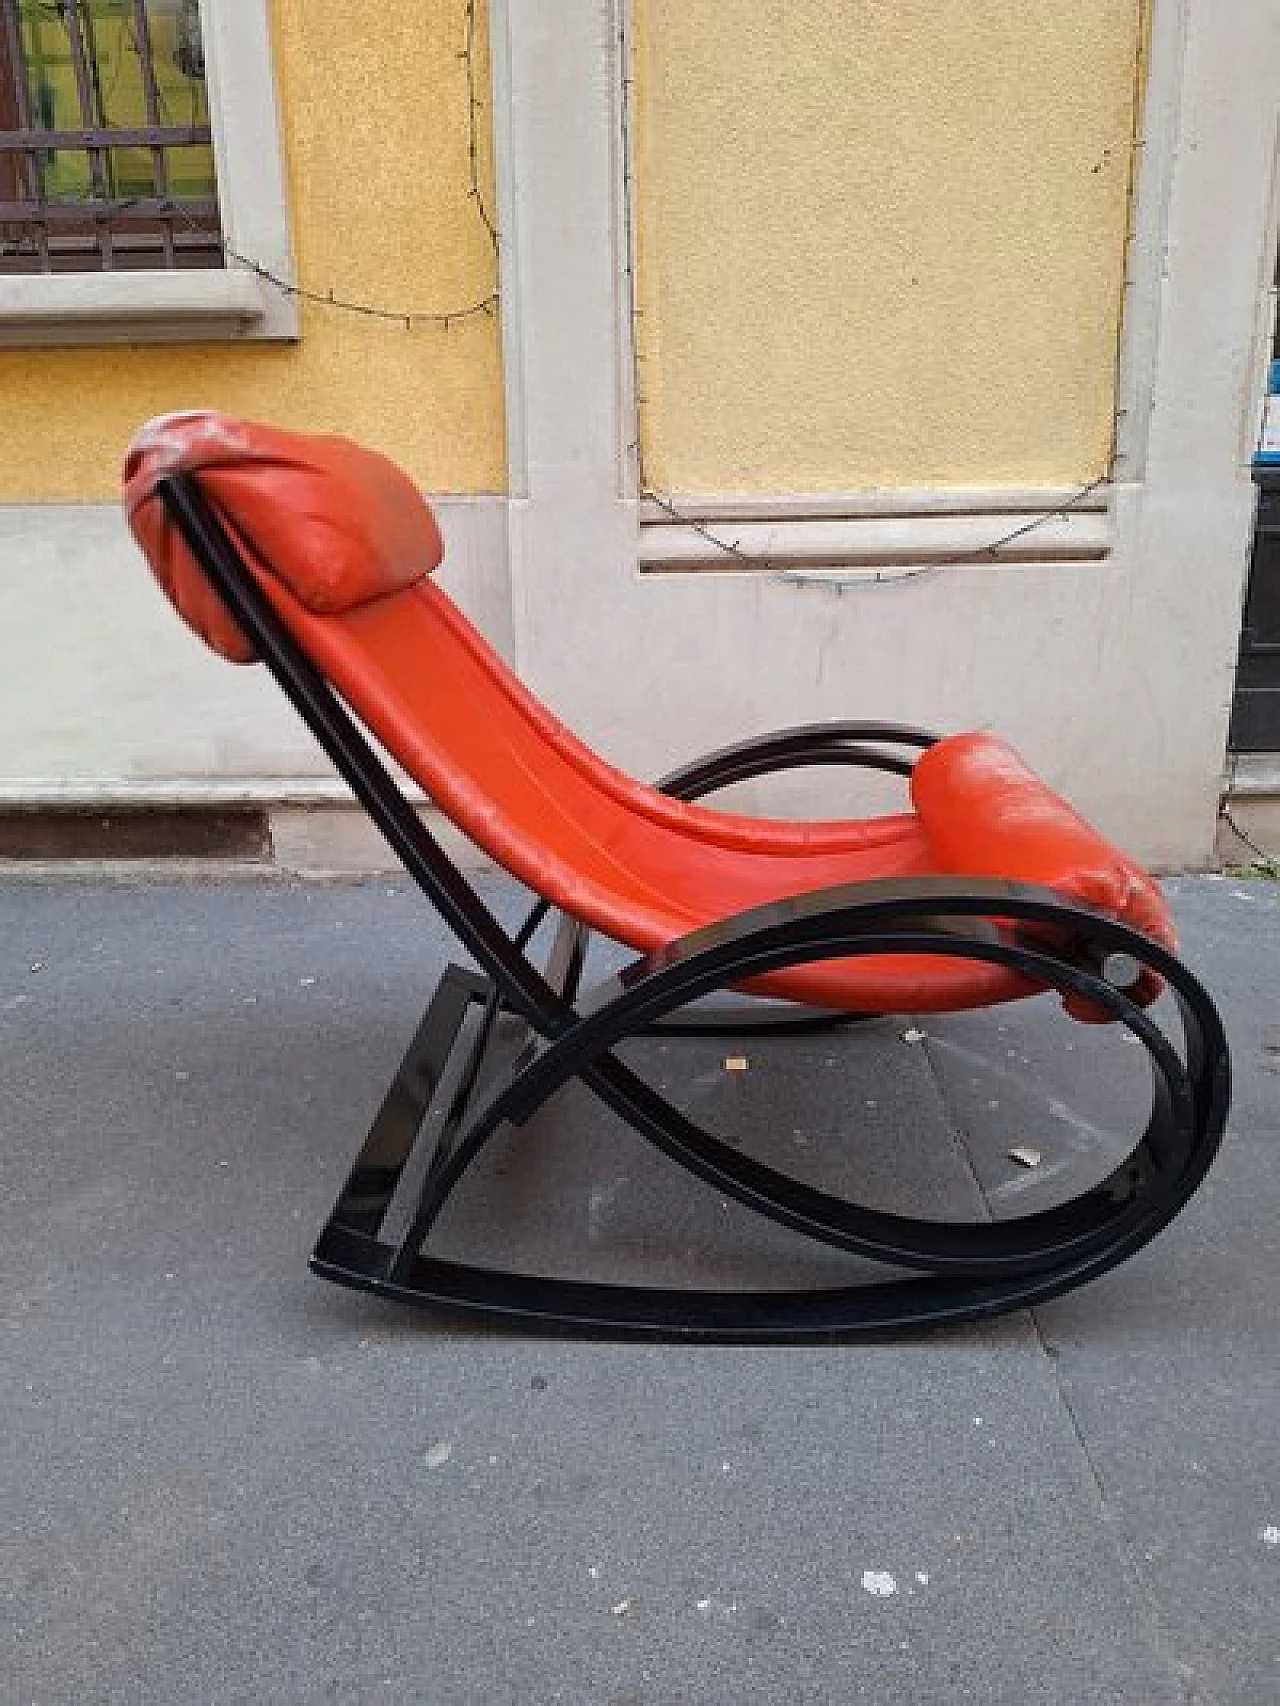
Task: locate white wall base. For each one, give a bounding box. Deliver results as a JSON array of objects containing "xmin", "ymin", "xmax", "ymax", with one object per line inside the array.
[
  {"xmin": 0, "ymin": 494, "xmax": 510, "ymax": 788},
  {"xmin": 268, "ymin": 803, "xmax": 495, "ymax": 877}
]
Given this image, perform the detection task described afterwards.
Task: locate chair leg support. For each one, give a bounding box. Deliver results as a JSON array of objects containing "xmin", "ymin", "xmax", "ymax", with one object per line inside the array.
[
  {"xmin": 310, "ymin": 890, "xmax": 1230, "ymax": 1341},
  {"xmin": 384, "ymin": 981, "xmax": 514, "ymax": 1282},
  {"xmin": 310, "ymin": 1225, "xmax": 1163, "ymax": 1343},
  {"xmin": 324, "ymin": 964, "xmax": 493, "ymax": 1247}
]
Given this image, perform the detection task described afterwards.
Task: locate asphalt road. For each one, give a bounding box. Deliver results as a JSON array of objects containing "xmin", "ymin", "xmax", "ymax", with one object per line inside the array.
[{"xmin": 2, "ymin": 873, "xmax": 1276, "ymax": 1704}]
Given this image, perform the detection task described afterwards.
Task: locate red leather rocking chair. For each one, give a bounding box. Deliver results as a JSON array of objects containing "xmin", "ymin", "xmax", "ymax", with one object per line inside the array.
[{"xmin": 124, "ymin": 412, "xmax": 1230, "ymax": 1339}]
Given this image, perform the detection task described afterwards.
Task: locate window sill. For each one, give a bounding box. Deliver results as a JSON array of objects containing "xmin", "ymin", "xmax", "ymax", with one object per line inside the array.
[{"xmin": 0, "ymin": 267, "xmax": 298, "ymax": 347}]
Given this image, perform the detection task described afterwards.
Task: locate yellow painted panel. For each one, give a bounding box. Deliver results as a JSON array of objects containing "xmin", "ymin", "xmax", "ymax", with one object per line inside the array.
[
  {"xmin": 0, "ymin": 0, "xmax": 503, "ymax": 500},
  {"xmin": 632, "ymin": 0, "xmax": 1144, "ymax": 493}
]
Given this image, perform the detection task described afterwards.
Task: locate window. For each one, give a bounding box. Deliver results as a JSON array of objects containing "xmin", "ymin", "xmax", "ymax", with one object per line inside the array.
[
  {"xmin": 0, "ymin": 0, "xmax": 295, "ymax": 342},
  {"xmin": 1, "ymin": 0, "xmax": 221, "ymax": 274}
]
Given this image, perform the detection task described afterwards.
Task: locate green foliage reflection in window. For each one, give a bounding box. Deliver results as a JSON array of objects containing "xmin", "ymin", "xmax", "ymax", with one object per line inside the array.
[{"xmin": 17, "ymin": 0, "xmax": 216, "ymax": 204}]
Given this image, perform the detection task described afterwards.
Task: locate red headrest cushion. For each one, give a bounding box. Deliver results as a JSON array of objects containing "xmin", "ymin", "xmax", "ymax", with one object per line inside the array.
[{"xmin": 123, "ymin": 412, "xmax": 445, "ymax": 663}]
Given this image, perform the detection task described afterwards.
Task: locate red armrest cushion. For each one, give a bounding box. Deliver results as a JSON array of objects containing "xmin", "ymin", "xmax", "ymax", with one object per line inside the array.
[{"xmin": 911, "ymin": 733, "xmax": 1174, "ymax": 950}]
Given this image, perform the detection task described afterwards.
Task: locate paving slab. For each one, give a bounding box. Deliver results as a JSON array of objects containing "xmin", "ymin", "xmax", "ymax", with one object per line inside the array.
[
  {"xmin": 0, "ymin": 873, "xmax": 1274, "ymax": 1704},
  {"xmin": 1028, "ymin": 875, "xmax": 1280, "ymax": 1706}
]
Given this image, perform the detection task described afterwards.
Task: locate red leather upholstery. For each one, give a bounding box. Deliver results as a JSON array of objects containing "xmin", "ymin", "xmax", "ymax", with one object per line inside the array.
[
  {"xmin": 124, "ymin": 412, "xmax": 443, "ymax": 662},
  {"xmin": 124, "ymin": 412, "xmax": 1174, "ymax": 1015}
]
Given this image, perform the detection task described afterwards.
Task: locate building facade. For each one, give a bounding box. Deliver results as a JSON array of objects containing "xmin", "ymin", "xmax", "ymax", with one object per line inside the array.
[{"xmin": 1, "ymin": 1, "xmax": 1276, "ymax": 870}]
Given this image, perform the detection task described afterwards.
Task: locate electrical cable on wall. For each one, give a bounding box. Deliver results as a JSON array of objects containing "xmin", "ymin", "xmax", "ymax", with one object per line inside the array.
[
  {"xmin": 29, "ymin": 0, "xmax": 1120, "ymax": 574},
  {"xmin": 640, "ymin": 477, "xmax": 1112, "ymax": 590},
  {"xmin": 1219, "ymin": 802, "xmax": 1280, "ymax": 872},
  {"xmin": 161, "ymin": 0, "xmax": 500, "ymax": 330},
  {"xmin": 615, "ymin": 10, "xmax": 1123, "ymax": 587}
]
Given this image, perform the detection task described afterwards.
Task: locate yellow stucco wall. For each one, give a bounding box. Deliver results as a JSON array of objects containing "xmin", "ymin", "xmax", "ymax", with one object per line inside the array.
[
  {"xmin": 0, "ymin": 0, "xmax": 504, "ymax": 501},
  {"xmin": 632, "ymin": 0, "xmax": 1145, "ymax": 494}
]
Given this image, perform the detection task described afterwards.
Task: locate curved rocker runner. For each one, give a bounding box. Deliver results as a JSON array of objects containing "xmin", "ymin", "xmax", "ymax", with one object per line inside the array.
[{"xmin": 123, "ymin": 413, "xmax": 1231, "ymax": 1341}]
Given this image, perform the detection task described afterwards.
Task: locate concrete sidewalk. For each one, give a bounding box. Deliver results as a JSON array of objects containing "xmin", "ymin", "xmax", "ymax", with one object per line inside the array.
[{"xmin": 2, "ymin": 873, "xmax": 1277, "ymax": 1705}]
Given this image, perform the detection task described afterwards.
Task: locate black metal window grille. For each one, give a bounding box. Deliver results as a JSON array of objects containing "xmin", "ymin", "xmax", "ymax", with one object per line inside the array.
[{"xmin": 0, "ymin": 0, "xmax": 221, "ymax": 275}]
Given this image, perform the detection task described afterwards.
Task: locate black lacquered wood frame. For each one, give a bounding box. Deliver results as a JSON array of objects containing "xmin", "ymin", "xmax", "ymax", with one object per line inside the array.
[{"xmin": 156, "ymin": 472, "xmax": 1232, "ymax": 1341}]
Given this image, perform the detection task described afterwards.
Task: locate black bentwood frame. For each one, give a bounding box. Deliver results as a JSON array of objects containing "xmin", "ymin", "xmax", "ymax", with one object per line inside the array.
[{"xmin": 157, "ymin": 471, "xmax": 1231, "ymax": 1342}]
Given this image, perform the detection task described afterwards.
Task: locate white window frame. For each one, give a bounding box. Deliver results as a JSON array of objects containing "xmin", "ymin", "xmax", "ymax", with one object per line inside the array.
[{"xmin": 0, "ymin": 0, "xmax": 297, "ymax": 346}]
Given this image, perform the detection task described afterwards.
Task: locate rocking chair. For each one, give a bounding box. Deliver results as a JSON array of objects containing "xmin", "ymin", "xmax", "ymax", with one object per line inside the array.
[{"xmin": 123, "ymin": 412, "xmax": 1230, "ymax": 1340}]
